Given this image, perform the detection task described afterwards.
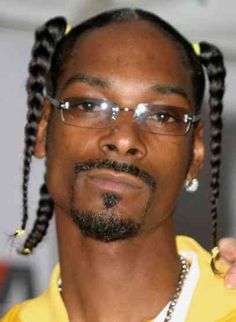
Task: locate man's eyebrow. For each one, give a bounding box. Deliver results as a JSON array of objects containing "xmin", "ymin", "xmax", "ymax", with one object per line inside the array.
[
  {"xmin": 151, "ymin": 84, "xmax": 191, "ymax": 104},
  {"xmin": 62, "ymin": 75, "xmax": 190, "ymax": 103},
  {"xmin": 62, "ymin": 73, "xmax": 111, "ymax": 91}
]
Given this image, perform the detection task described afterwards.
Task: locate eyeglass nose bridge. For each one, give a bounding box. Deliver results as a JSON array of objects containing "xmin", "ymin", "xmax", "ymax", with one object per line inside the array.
[
  {"xmin": 111, "ymin": 106, "xmax": 135, "ymax": 121},
  {"xmin": 111, "ymin": 104, "xmax": 150, "ymax": 130}
]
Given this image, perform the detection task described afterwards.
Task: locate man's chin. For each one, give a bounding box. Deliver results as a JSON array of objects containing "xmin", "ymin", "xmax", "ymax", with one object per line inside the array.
[{"xmin": 70, "ymin": 209, "xmax": 141, "ymax": 242}]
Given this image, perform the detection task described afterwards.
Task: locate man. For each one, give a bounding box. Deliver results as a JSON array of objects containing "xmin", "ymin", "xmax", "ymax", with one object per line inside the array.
[{"xmin": 1, "ymin": 8, "xmax": 236, "ymax": 322}]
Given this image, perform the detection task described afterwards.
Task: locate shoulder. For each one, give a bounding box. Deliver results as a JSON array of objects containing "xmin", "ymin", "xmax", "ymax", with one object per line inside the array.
[
  {"xmin": 1, "ymin": 304, "xmax": 22, "ymax": 322},
  {"xmin": 0, "ymin": 293, "xmax": 49, "ymax": 322},
  {"xmin": 1, "ymin": 264, "xmax": 69, "ymax": 322},
  {"xmin": 217, "ymin": 309, "xmax": 236, "ymax": 322},
  {"xmin": 176, "ymin": 235, "xmax": 210, "ymax": 255}
]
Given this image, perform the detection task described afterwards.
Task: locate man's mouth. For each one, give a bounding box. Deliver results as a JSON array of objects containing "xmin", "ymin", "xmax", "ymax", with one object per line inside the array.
[
  {"xmin": 86, "ymin": 170, "xmax": 144, "ymax": 191},
  {"xmin": 74, "ymin": 159, "xmax": 156, "ymax": 190}
]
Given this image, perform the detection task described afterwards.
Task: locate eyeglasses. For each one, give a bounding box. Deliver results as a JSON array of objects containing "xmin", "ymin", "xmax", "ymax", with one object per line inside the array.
[{"xmin": 47, "ymin": 96, "xmax": 201, "ymax": 136}]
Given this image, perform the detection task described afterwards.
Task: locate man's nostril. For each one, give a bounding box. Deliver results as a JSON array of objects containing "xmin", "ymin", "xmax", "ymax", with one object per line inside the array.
[
  {"xmin": 128, "ymin": 148, "xmax": 139, "ymax": 156},
  {"xmin": 107, "ymin": 144, "xmax": 117, "ymax": 151}
]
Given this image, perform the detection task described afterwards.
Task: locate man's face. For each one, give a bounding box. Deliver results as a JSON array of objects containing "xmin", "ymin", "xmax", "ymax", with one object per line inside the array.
[{"xmin": 37, "ymin": 21, "xmax": 203, "ymax": 241}]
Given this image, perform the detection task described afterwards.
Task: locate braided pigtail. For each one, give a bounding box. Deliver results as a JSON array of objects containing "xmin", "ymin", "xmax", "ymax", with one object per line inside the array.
[
  {"xmin": 15, "ymin": 17, "xmax": 67, "ymax": 251},
  {"xmin": 198, "ymin": 42, "xmax": 226, "ymax": 246},
  {"xmin": 21, "ymin": 182, "xmax": 54, "ymax": 255}
]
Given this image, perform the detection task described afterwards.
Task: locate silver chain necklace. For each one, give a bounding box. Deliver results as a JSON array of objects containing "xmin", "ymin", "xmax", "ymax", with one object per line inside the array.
[
  {"xmin": 57, "ymin": 255, "xmax": 189, "ymax": 322},
  {"xmin": 163, "ymin": 255, "xmax": 189, "ymax": 322}
]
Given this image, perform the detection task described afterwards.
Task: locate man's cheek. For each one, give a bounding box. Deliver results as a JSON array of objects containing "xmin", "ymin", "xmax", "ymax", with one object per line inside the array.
[
  {"xmin": 155, "ymin": 140, "xmax": 190, "ymax": 179},
  {"xmin": 46, "ymin": 152, "xmax": 74, "ymax": 210}
]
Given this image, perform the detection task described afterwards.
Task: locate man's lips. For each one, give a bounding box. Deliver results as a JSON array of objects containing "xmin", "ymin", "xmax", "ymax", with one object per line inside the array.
[
  {"xmin": 85, "ymin": 170, "xmax": 144, "ymax": 191},
  {"xmin": 75, "ymin": 159, "xmax": 156, "ymax": 189}
]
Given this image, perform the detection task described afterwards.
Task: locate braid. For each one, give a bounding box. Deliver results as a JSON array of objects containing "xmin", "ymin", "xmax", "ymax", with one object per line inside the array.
[
  {"xmin": 20, "ymin": 17, "xmax": 67, "ymax": 232},
  {"xmin": 21, "ymin": 183, "xmax": 54, "ymax": 255},
  {"xmin": 198, "ymin": 42, "xmax": 226, "ymax": 246}
]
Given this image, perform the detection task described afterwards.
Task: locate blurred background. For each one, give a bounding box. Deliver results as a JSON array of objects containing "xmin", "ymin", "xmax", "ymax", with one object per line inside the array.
[{"xmin": 0, "ymin": 0, "xmax": 236, "ymax": 316}]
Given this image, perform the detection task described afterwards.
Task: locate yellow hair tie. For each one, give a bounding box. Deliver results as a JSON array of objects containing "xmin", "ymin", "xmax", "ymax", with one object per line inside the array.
[
  {"xmin": 210, "ymin": 246, "xmax": 229, "ymax": 277},
  {"xmin": 65, "ymin": 24, "xmax": 72, "ymax": 35},
  {"xmin": 192, "ymin": 42, "xmax": 201, "ymax": 56},
  {"xmin": 22, "ymin": 248, "xmax": 31, "ymax": 255},
  {"xmin": 15, "ymin": 229, "xmax": 25, "ymax": 237}
]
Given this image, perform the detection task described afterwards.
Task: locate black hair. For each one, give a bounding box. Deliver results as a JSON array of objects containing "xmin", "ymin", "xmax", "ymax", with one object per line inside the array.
[{"xmin": 17, "ymin": 8, "xmax": 226, "ymax": 254}]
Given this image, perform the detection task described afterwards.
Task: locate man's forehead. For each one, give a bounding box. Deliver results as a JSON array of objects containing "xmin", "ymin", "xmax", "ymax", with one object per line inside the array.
[
  {"xmin": 74, "ymin": 20, "xmax": 177, "ymax": 55},
  {"xmin": 68, "ymin": 22, "xmax": 187, "ymax": 75},
  {"xmin": 57, "ymin": 20, "xmax": 194, "ymax": 104}
]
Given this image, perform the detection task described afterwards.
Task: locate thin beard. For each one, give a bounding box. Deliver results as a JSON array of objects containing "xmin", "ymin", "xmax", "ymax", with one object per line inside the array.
[
  {"xmin": 70, "ymin": 158, "xmax": 153, "ymax": 241},
  {"xmin": 71, "ymin": 209, "xmax": 141, "ymax": 242},
  {"xmin": 102, "ymin": 192, "xmax": 121, "ymax": 209}
]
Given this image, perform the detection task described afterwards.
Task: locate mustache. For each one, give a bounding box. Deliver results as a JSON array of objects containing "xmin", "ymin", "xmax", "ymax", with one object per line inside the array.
[{"xmin": 74, "ymin": 159, "xmax": 156, "ymax": 189}]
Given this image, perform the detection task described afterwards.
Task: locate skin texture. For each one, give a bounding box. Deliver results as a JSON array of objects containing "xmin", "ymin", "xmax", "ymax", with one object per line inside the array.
[
  {"xmin": 35, "ymin": 21, "xmax": 205, "ymax": 322},
  {"xmin": 219, "ymin": 238, "xmax": 236, "ymax": 288}
]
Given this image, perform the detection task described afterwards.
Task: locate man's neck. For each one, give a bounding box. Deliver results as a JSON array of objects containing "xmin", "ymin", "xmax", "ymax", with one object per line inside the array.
[{"xmin": 56, "ymin": 209, "xmax": 180, "ymax": 322}]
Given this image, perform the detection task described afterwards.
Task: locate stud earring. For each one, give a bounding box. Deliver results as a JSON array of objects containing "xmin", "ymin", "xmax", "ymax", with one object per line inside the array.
[{"xmin": 185, "ymin": 178, "xmax": 199, "ymax": 193}]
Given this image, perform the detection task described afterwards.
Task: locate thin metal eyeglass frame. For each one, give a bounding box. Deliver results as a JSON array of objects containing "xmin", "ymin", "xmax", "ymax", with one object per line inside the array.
[{"xmin": 46, "ymin": 95, "xmax": 201, "ymax": 136}]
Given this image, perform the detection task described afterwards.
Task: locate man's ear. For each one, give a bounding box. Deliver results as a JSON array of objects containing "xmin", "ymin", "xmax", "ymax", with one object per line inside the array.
[
  {"xmin": 186, "ymin": 121, "xmax": 205, "ymax": 181},
  {"xmin": 34, "ymin": 100, "xmax": 51, "ymax": 158}
]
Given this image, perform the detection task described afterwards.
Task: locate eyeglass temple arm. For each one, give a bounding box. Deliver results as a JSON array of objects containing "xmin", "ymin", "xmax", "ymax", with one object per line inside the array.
[
  {"xmin": 46, "ymin": 95, "xmax": 71, "ymax": 110},
  {"xmin": 191, "ymin": 114, "xmax": 201, "ymax": 123},
  {"xmin": 46, "ymin": 96, "xmax": 60, "ymax": 108},
  {"xmin": 47, "ymin": 96, "xmax": 70, "ymax": 110}
]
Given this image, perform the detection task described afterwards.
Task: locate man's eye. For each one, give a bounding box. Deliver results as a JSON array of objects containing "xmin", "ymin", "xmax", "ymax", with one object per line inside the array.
[
  {"xmin": 148, "ymin": 111, "xmax": 180, "ymax": 123},
  {"xmin": 73, "ymin": 101, "xmax": 101, "ymax": 112}
]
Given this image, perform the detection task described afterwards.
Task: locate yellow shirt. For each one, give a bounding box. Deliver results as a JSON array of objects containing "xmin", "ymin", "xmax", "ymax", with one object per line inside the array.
[{"xmin": 1, "ymin": 236, "xmax": 236, "ymax": 322}]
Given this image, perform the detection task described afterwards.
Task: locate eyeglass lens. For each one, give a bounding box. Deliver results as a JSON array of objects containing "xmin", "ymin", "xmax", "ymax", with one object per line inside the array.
[{"xmin": 60, "ymin": 97, "xmax": 192, "ymax": 135}]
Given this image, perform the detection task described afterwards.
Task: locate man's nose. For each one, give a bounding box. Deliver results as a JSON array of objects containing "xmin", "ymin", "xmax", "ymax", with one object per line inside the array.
[{"xmin": 98, "ymin": 114, "xmax": 147, "ymax": 159}]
